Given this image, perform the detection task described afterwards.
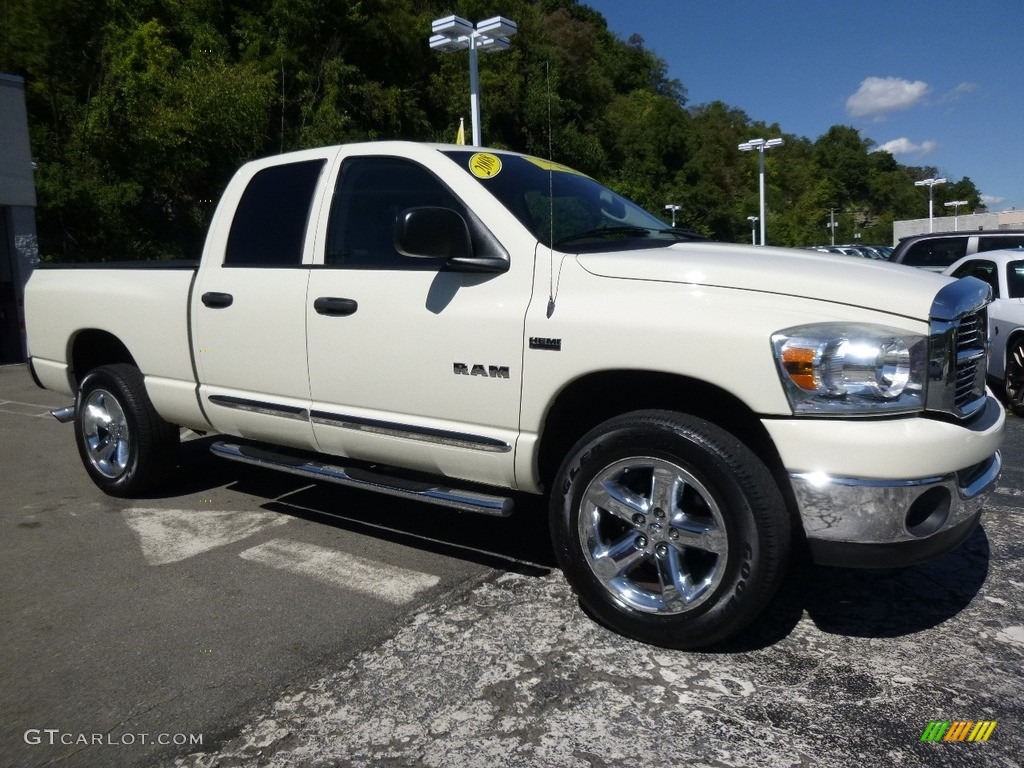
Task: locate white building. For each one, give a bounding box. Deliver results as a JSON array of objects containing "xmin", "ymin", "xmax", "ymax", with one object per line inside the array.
[{"xmin": 893, "ymin": 209, "xmax": 1024, "ymax": 244}]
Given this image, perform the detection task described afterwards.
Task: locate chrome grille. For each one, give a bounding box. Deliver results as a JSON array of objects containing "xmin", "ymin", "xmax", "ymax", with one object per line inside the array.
[
  {"xmin": 953, "ymin": 309, "xmax": 986, "ymax": 411},
  {"xmin": 927, "ymin": 278, "xmax": 991, "ymax": 420}
]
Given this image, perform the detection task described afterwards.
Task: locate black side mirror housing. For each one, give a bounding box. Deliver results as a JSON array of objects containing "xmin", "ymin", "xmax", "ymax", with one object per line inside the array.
[{"xmin": 395, "ymin": 207, "xmax": 508, "ymax": 273}]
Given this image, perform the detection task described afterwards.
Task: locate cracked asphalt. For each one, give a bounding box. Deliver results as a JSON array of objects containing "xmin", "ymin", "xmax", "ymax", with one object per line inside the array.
[{"xmin": 169, "ymin": 413, "xmax": 1024, "ymax": 768}]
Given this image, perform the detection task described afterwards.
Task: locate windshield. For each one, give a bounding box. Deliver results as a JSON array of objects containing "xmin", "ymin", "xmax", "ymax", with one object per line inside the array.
[{"xmin": 442, "ymin": 150, "xmax": 701, "ymax": 250}]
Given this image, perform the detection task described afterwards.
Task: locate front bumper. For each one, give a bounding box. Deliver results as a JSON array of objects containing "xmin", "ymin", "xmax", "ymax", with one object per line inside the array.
[
  {"xmin": 771, "ymin": 394, "xmax": 1005, "ymax": 568},
  {"xmin": 792, "ymin": 450, "xmax": 1000, "ymax": 568}
]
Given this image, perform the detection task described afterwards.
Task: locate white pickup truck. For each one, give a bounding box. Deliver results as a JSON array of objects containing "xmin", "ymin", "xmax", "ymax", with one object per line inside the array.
[{"xmin": 25, "ymin": 142, "xmax": 1004, "ymax": 649}]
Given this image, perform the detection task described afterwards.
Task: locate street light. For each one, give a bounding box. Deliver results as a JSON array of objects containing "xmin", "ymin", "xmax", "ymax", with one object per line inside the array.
[
  {"xmin": 430, "ymin": 15, "xmax": 517, "ymax": 146},
  {"xmin": 738, "ymin": 137, "xmax": 783, "ymax": 246},
  {"xmin": 914, "ymin": 177, "xmax": 947, "ymax": 233},
  {"xmin": 747, "ymin": 215, "xmax": 758, "ymax": 245},
  {"xmin": 944, "ymin": 200, "xmax": 969, "ymax": 231},
  {"xmin": 664, "ymin": 204, "xmax": 681, "ymax": 228}
]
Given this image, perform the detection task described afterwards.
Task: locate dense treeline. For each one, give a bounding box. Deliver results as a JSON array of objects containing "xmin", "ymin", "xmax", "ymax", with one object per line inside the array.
[{"xmin": 0, "ymin": 0, "xmax": 982, "ymax": 261}]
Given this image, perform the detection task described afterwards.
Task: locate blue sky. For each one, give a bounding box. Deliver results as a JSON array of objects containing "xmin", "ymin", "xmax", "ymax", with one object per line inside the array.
[{"xmin": 583, "ymin": 0, "xmax": 1024, "ymax": 212}]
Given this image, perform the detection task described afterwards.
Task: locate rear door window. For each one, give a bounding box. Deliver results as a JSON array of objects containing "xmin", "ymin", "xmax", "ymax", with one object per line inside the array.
[
  {"xmin": 225, "ymin": 160, "xmax": 326, "ymax": 266},
  {"xmin": 979, "ymin": 235, "xmax": 1024, "ymax": 253},
  {"xmin": 900, "ymin": 237, "xmax": 968, "ymax": 268}
]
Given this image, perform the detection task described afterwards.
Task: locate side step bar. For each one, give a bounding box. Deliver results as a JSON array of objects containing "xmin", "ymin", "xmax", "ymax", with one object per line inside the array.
[
  {"xmin": 210, "ymin": 441, "xmax": 515, "ymax": 517},
  {"xmin": 51, "ymin": 405, "xmax": 76, "ymax": 423}
]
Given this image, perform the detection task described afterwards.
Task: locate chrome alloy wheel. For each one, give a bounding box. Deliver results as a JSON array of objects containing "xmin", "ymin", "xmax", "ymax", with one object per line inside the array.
[
  {"xmin": 81, "ymin": 388, "xmax": 131, "ymax": 479},
  {"xmin": 577, "ymin": 456, "xmax": 729, "ymax": 615}
]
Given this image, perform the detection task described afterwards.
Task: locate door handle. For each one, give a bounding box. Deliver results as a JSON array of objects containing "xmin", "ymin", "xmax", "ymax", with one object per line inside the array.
[
  {"xmin": 314, "ymin": 297, "xmax": 358, "ymax": 316},
  {"xmin": 201, "ymin": 292, "xmax": 234, "ymax": 308}
]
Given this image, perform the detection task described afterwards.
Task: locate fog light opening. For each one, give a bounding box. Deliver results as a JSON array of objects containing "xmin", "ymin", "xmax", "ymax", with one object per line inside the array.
[{"xmin": 905, "ymin": 487, "xmax": 951, "ymax": 537}]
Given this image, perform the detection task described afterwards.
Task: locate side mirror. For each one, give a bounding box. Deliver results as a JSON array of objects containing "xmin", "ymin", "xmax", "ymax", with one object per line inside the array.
[
  {"xmin": 395, "ymin": 207, "xmax": 508, "ymax": 273},
  {"xmin": 395, "ymin": 207, "xmax": 472, "ymax": 260}
]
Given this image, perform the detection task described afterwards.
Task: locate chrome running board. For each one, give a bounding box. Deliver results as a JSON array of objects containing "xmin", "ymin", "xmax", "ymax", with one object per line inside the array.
[
  {"xmin": 210, "ymin": 441, "xmax": 514, "ymax": 517},
  {"xmin": 50, "ymin": 405, "xmax": 76, "ymax": 423}
]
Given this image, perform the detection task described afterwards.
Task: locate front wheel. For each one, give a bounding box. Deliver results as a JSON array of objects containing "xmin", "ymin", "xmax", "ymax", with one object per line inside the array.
[
  {"xmin": 550, "ymin": 410, "xmax": 790, "ymax": 649},
  {"xmin": 74, "ymin": 364, "xmax": 179, "ymax": 496},
  {"xmin": 1004, "ymin": 339, "xmax": 1024, "ymax": 417}
]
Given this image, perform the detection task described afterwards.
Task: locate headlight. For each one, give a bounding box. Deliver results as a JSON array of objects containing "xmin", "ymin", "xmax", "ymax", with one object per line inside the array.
[{"xmin": 771, "ymin": 323, "xmax": 927, "ymax": 415}]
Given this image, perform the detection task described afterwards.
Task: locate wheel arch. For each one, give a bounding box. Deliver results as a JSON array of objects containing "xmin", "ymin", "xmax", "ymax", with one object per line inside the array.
[
  {"xmin": 535, "ymin": 370, "xmax": 794, "ymax": 510},
  {"xmin": 1005, "ymin": 327, "xmax": 1024, "ymax": 357},
  {"xmin": 68, "ymin": 329, "xmax": 138, "ymax": 387}
]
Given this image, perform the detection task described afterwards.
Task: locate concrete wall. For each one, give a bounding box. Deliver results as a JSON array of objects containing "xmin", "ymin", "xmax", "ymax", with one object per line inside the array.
[{"xmin": 893, "ymin": 210, "xmax": 1024, "ymax": 244}]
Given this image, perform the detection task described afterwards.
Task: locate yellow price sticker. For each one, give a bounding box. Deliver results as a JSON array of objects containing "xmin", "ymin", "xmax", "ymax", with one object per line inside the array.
[{"xmin": 469, "ymin": 153, "xmax": 503, "ymax": 179}]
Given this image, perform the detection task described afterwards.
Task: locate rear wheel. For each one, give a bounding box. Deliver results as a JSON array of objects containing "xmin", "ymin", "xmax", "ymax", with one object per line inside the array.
[
  {"xmin": 550, "ymin": 410, "xmax": 789, "ymax": 649},
  {"xmin": 1005, "ymin": 339, "xmax": 1024, "ymax": 417},
  {"xmin": 74, "ymin": 364, "xmax": 179, "ymax": 496}
]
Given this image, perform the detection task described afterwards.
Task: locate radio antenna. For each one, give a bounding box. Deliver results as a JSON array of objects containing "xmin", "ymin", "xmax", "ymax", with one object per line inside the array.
[{"xmin": 546, "ymin": 60, "xmax": 556, "ymax": 318}]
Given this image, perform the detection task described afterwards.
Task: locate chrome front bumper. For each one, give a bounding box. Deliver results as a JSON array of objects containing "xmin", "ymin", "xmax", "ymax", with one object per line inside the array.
[{"xmin": 791, "ymin": 450, "xmax": 1001, "ymax": 568}]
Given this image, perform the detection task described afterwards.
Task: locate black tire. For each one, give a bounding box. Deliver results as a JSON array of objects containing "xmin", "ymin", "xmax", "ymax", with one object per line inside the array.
[
  {"xmin": 1004, "ymin": 338, "xmax": 1024, "ymax": 417},
  {"xmin": 550, "ymin": 410, "xmax": 790, "ymax": 649},
  {"xmin": 74, "ymin": 364, "xmax": 180, "ymax": 496}
]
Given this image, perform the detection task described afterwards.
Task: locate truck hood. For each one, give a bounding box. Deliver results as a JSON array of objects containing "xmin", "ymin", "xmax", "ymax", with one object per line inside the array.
[{"xmin": 576, "ymin": 242, "xmax": 952, "ymax": 320}]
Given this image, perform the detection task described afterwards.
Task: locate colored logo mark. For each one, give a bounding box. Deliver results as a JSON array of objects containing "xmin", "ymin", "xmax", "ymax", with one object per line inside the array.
[{"xmin": 920, "ymin": 721, "xmax": 996, "ymax": 742}]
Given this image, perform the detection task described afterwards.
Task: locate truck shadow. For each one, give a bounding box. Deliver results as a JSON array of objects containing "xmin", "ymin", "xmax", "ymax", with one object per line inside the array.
[
  {"xmin": 161, "ymin": 436, "xmax": 991, "ymax": 649},
  {"xmin": 161, "ymin": 436, "xmax": 557, "ymax": 575},
  {"xmin": 721, "ymin": 524, "xmax": 991, "ymax": 652}
]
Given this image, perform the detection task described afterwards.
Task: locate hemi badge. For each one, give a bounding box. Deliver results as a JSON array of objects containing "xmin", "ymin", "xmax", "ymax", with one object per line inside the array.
[{"xmin": 529, "ymin": 337, "xmax": 562, "ymax": 351}]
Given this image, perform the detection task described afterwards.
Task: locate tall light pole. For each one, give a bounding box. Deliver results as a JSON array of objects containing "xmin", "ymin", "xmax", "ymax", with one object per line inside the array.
[
  {"xmin": 826, "ymin": 207, "xmax": 839, "ymax": 246},
  {"xmin": 738, "ymin": 137, "xmax": 783, "ymax": 246},
  {"xmin": 944, "ymin": 200, "xmax": 968, "ymax": 231},
  {"xmin": 429, "ymin": 16, "xmax": 517, "ymax": 146},
  {"xmin": 664, "ymin": 204, "xmax": 681, "ymax": 228},
  {"xmin": 747, "ymin": 216, "xmax": 758, "ymax": 245},
  {"xmin": 914, "ymin": 177, "xmax": 947, "ymax": 233}
]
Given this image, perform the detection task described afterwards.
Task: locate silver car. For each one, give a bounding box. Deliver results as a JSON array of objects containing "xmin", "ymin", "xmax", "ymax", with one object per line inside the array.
[{"xmin": 944, "ymin": 247, "xmax": 1024, "ymax": 415}]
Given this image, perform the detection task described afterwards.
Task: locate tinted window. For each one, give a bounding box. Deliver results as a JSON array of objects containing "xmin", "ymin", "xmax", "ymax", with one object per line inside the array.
[
  {"xmin": 951, "ymin": 260, "xmax": 999, "ymax": 298},
  {"xmin": 325, "ymin": 157, "xmax": 464, "ymax": 268},
  {"xmin": 900, "ymin": 237, "xmax": 968, "ymax": 268},
  {"xmin": 1008, "ymin": 261, "xmax": 1024, "ymax": 299},
  {"xmin": 979, "ymin": 235, "xmax": 1024, "ymax": 253},
  {"xmin": 225, "ymin": 160, "xmax": 325, "ymax": 266}
]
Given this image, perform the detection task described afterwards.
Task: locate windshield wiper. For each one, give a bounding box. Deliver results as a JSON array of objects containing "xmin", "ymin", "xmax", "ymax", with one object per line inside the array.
[
  {"xmin": 554, "ymin": 226, "xmax": 654, "ymax": 246},
  {"xmin": 656, "ymin": 227, "xmax": 707, "ymax": 241}
]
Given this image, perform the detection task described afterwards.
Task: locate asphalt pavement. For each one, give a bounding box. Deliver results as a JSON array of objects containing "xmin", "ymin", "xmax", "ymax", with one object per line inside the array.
[{"xmin": 2, "ymin": 363, "xmax": 1022, "ymax": 768}]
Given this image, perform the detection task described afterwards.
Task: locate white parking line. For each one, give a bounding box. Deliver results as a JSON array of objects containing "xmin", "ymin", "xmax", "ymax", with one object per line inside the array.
[
  {"xmin": 123, "ymin": 508, "xmax": 291, "ymax": 565},
  {"xmin": 239, "ymin": 538, "xmax": 440, "ymax": 605},
  {"xmin": 0, "ymin": 399, "xmax": 59, "ymax": 418}
]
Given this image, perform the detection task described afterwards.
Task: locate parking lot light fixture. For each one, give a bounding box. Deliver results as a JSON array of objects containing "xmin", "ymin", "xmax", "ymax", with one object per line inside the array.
[
  {"xmin": 664, "ymin": 204, "xmax": 681, "ymax": 228},
  {"xmin": 430, "ymin": 15, "xmax": 517, "ymax": 146},
  {"xmin": 944, "ymin": 200, "xmax": 969, "ymax": 231},
  {"xmin": 914, "ymin": 177, "xmax": 947, "ymax": 233},
  {"xmin": 747, "ymin": 215, "xmax": 758, "ymax": 245},
  {"xmin": 738, "ymin": 137, "xmax": 783, "ymax": 246}
]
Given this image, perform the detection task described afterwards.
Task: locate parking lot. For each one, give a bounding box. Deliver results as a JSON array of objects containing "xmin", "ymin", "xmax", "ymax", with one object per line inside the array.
[{"xmin": 2, "ymin": 362, "xmax": 1022, "ymax": 768}]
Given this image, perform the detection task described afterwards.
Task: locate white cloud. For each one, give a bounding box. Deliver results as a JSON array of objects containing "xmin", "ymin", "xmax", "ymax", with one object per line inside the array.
[
  {"xmin": 981, "ymin": 194, "xmax": 1006, "ymax": 206},
  {"xmin": 846, "ymin": 77, "xmax": 930, "ymax": 118},
  {"xmin": 873, "ymin": 138, "xmax": 938, "ymax": 156},
  {"xmin": 941, "ymin": 82, "xmax": 978, "ymax": 102}
]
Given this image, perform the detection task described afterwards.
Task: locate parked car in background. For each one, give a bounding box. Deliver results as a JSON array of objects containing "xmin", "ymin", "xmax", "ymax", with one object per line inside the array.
[
  {"xmin": 891, "ymin": 230, "xmax": 1024, "ymax": 271},
  {"xmin": 808, "ymin": 245, "xmax": 888, "ymax": 260},
  {"xmin": 944, "ymin": 248, "xmax": 1024, "ymax": 416}
]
